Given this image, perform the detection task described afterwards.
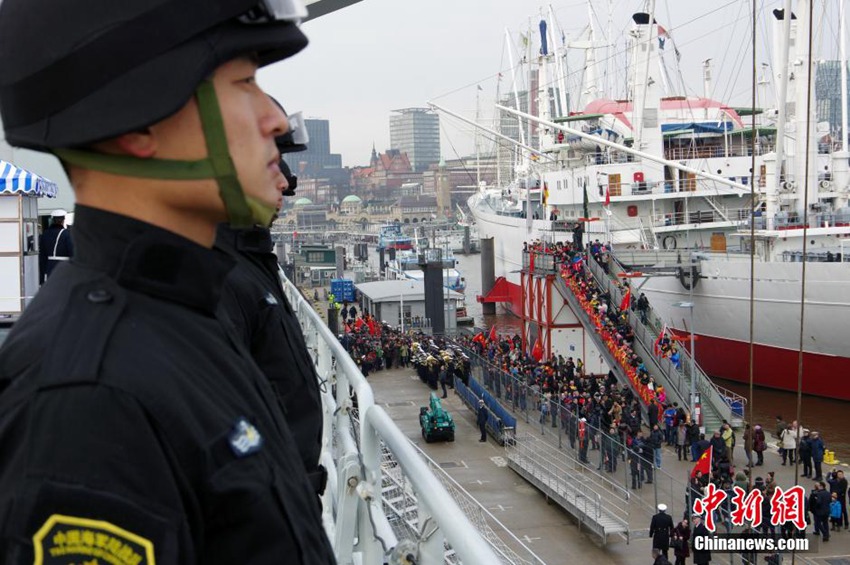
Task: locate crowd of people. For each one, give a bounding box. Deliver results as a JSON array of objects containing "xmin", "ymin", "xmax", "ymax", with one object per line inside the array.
[
  {"xmin": 336, "ymin": 238, "xmax": 848, "ymax": 565},
  {"xmin": 339, "ymin": 313, "xmax": 415, "ymax": 377}
]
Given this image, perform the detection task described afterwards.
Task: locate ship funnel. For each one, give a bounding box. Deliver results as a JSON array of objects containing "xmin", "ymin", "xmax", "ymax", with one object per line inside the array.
[{"xmin": 632, "ymin": 12, "xmax": 650, "ymax": 25}]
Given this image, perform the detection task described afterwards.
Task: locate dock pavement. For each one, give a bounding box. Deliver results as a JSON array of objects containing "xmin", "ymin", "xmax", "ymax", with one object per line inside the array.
[{"xmin": 367, "ymin": 366, "xmax": 850, "ymax": 565}]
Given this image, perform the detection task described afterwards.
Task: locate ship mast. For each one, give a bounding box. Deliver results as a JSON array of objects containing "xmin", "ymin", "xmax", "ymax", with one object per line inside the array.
[
  {"xmin": 792, "ymin": 0, "xmax": 817, "ymax": 222},
  {"xmin": 768, "ymin": 1, "xmax": 793, "ymax": 227},
  {"xmin": 841, "ymin": 0, "xmax": 848, "ymax": 152},
  {"xmin": 547, "ymin": 4, "xmax": 569, "ymax": 118},
  {"xmin": 504, "ymin": 27, "xmax": 527, "ymax": 152}
]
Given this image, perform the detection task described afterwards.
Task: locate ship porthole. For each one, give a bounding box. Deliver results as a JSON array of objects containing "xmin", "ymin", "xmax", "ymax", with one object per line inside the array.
[{"xmin": 662, "ymin": 236, "xmax": 677, "ymax": 250}]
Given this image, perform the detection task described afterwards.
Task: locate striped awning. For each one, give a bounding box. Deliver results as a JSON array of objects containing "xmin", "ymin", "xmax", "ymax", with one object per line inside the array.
[{"xmin": 0, "ymin": 159, "xmax": 58, "ymax": 197}]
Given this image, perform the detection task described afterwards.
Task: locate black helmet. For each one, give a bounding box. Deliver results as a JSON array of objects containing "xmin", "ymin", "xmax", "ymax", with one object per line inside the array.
[
  {"xmin": 0, "ymin": 0, "xmax": 308, "ymax": 149},
  {"xmin": 0, "ymin": 0, "xmax": 310, "ymax": 228}
]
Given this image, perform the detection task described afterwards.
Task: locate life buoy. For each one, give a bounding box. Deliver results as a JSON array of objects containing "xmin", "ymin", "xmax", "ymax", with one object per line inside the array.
[{"xmin": 662, "ymin": 235, "xmax": 677, "ymax": 250}]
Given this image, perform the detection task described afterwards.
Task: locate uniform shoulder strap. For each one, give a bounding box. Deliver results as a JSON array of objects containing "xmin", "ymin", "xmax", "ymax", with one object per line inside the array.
[
  {"xmin": 51, "ymin": 227, "xmax": 66, "ymax": 257},
  {"xmin": 39, "ymin": 277, "xmax": 127, "ymax": 388}
]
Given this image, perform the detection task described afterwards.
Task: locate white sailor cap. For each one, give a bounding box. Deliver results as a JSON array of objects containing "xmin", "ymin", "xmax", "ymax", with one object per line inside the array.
[
  {"xmin": 657, "ymin": 504, "xmax": 667, "ymax": 512},
  {"xmin": 50, "ymin": 209, "xmax": 67, "ymax": 218}
]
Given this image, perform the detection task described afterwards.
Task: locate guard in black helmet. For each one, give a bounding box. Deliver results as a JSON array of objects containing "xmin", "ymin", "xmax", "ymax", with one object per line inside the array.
[
  {"xmin": 215, "ymin": 109, "xmax": 326, "ymax": 498},
  {"xmin": 0, "ymin": 0, "xmax": 336, "ymax": 563}
]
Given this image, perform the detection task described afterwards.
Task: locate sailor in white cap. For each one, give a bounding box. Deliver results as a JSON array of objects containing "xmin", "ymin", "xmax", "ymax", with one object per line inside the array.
[
  {"xmin": 39, "ymin": 208, "xmax": 73, "ymax": 283},
  {"xmin": 477, "ymin": 398, "xmax": 488, "ymax": 442},
  {"xmin": 650, "ymin": 501, "xmax": 674, "ymax": 559}
]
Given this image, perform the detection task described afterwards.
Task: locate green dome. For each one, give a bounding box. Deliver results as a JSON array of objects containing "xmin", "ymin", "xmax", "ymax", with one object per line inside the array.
[
  {"xmin": 341, "ymin": 194, "xmax": 362, "ymax": 204},
  {"xmin": 293, "ymin": 197, "xmax": 313, "ymax": 207}
]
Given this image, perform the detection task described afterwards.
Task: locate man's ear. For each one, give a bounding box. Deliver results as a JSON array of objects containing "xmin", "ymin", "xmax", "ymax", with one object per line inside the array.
[{"xmin": 112, "ymin": 129, "xmax": 156, "ymax": 158}]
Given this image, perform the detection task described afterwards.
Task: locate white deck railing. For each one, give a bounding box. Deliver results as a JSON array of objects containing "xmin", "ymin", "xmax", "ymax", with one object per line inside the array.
[{"xmin": 280, "ymin": 271, "xmax": 505, "ymax": 564}]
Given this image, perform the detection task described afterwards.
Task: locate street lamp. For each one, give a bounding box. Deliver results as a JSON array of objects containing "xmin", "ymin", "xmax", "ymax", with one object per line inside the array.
[{"xmin": 672, "ymin": 300, "xmax": 696, "ymax": 423}]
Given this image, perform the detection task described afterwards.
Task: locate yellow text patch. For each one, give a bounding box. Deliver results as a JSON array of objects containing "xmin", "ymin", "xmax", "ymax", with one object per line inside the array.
[{"xmin": 33, "ymin": 514, "xmax": 155, "ymax": 565}]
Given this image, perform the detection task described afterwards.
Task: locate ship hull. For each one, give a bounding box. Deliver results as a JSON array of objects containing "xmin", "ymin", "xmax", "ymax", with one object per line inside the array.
[{"xmin": 471, "ymin": 193, "xmax": 850, "ymax": 400}]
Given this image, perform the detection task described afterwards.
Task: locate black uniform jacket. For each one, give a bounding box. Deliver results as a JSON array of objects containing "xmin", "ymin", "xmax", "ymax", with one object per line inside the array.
[
  {"xmin": 0, "ymin": 206, "xmax": 336, "ymax": 564},
  {"xmin": 214, "ymin": 225, "xmax": 323, "ymax": 486},
  {"xmin": 38, "ymin": 223, "xmax": 74, "ymax": 283}
]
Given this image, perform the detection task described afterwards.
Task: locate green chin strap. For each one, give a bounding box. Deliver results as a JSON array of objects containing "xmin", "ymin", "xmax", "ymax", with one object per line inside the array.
[{"xmin": 55, "ymin": 80, "xmax": 277, "ymax": 229}]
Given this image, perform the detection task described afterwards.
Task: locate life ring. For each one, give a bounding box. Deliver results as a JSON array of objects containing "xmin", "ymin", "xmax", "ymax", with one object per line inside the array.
[{"xmin": 662, "ymin": 235, "xmax": 677, "ymax": 250}]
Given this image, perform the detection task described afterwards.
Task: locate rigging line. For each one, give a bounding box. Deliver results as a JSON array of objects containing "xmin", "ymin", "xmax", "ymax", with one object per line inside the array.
[
  {"xmin": 793, "ymin": 8, "xmax": 815, "ymax": 564},
  {"xmin": 432, "ymin": 0, "xmax": 743, "ymax": 107},
  {"xmin": 440, "ymin": 116, "xmax": 480, "ymax": 185},
  {"xmin": 711, "ymin": 0, "xmax": 747, "ymax": 103},
  {"xmin": 746, "ymin": 0, "xmax": 759, "ymax": 494}
]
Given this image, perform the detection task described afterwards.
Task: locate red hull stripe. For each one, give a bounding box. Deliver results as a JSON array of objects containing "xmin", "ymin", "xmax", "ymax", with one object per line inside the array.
[
  {"xmin": 501, "ymin": 278, "xmax": 847, "ymax": 400},
  {"xmin": 673, "ymin": 330, "xmax": 850, "ymax": 401}
]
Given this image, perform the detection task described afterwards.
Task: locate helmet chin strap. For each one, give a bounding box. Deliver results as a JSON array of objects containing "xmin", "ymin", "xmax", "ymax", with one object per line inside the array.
[{"xmin": 54, "ymin": 80, "xmax": 276, "ymax": 229}]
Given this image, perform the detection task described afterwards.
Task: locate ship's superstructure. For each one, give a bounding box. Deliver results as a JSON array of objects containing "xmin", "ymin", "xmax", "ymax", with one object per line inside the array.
[{"xmin": 468, "ymin": 1, "xmax": 850, "ymax": 399}]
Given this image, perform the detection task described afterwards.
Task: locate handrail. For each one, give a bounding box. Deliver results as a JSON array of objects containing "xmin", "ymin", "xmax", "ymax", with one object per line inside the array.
[
  {"xmin": 586, "ymin": 254, "xmax": 745, "ymax": 426},
  {"xmin": 457, "ymin": 346, "xmax": 676, "ymax": 518},
  {"xmin": 280, "ymin": 270, "xmax": 502, "ymax": 564},
  {"xmin": 507, "ymin": 433, "xmax": 629, "ymax": 532}
]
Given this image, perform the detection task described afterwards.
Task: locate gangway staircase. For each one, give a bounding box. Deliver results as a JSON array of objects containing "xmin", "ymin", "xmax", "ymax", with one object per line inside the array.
[
  {"xmin": 524, "ymin": 253, "xmax": 647, "ymax": 420},
  {"xmin": 504, "ymin": 433, "xmax": 630, "ymax": 545},
  {"xmin": 583, "ymin": 252, "xmax": 745, "ymax": 433}
]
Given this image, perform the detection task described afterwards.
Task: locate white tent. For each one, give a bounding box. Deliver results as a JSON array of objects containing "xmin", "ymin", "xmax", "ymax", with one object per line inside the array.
[
  {"xmin": 0, "ymin": 160, "xmax": 59, "ymax": 317},
  {"xmin": 0, "ymin": 159, "xmax": 58, "ymax": 197}
]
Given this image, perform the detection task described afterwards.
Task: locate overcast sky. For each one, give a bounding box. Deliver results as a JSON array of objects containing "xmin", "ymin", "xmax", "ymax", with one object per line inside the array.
[
  {"xmin": 6, "ymin": 0, "xmax": 847, "ymax": 212},
  {"xmin": 258, "ymin": 0, "xmax": 846, "ymax": 168}
]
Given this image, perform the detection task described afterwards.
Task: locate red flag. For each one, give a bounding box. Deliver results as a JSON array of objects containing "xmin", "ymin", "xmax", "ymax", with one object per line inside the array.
[
  {"xmin": 691, "ymin": 445, "xmax": 713, "ymax": 478},
  {"xmin": 531, "ymin": 337, "xmax": 543, "ymax": 362},
  {"xmin": 473, "ymin": 332, "xmax": 485, "ymax": 345},
  {"xmin": 654, "ymin": 324, "xmax": 667, "ymax": 355},
  {"xmin": 488, "ymin": 325, "xmax": 497, "ymax": 343},
  {"xmin": 604, "ymin": 186, "xmax": 610, "ymax": 207},
  {"xmin": 619, "ymin": 288, "xmax": 631, "ymax": 312}
]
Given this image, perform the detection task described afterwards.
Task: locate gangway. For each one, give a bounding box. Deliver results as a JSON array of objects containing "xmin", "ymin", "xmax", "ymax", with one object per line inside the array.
[
  {"xmin": 523, "ymin": 251, "xmax": 649, "ymax": 420},
  {"xmin": 506, "ymin": 434, "xmax": 630, "ymax": 545},
  {"xmin": 584, "ymin": 253, "xmax": 745, "ymax": 432}
]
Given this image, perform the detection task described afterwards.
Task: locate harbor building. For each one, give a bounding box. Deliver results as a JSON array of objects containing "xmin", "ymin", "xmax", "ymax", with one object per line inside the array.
[
  {"xmin": 355, "ymin": 279, "xmax": 462, "ymax": 333},
  {"xmin": 815, "ymin": 60, "xmax": 850, "ymax": 139},
  {"xmin": 389, "ymin": 108, "xmax": 441, "ymax": 173}
]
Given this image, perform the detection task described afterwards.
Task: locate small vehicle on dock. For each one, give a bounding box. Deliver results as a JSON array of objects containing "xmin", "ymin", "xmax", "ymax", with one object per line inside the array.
[{"xmin": 419, "ymin": 392, "xmax": 455, "ymax": 443}]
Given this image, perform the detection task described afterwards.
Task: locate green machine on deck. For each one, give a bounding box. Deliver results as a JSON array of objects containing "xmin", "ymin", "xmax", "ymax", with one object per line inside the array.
[{"xmin": 419, "ymin": 392, "xmax": 455, "ymax": 443}]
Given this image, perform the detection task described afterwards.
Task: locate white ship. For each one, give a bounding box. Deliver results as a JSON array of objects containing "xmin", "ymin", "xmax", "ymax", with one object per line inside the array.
[{"xmin": 468, "ymin": 2, "xmax": 850, "ymax": 400}]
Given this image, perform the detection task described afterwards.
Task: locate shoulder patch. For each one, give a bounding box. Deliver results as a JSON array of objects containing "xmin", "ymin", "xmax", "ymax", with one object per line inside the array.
[
  {"xmin": 229, "ymin": 418, "xmax": 263, "ymax": 457},
  {"xmin": 33, "ymin": 514, "xmax": 155, "ymax": 565}
]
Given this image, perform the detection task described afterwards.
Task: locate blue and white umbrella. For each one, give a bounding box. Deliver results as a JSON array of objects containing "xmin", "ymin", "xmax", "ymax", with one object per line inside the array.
[{"xmin": 0, "ymin": 159, "xmax": 58, "ymax": 198}]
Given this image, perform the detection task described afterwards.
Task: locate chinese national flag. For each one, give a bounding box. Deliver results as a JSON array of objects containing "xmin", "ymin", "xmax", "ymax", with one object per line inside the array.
[
  {"xmin": 654, "ymin": 324, "xmax": 667, "ymax": 355},
  {"xmin": 691, "ymin": 445, "xmax": 713, "ymax": 478},
  {"xmin": 531, "ymin": 338, "xmax": 543, "ymax": 362},
  {"xmin": 488, "ymin": 325, "xmax": 497, "ymax": 343},
  {"xmin": 619, "ymin": 288, "xmax": 631, "ymax": 312},
  {"xmin": 604, "ymin": 186, "xmax": 610, "ymax": 207}
]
